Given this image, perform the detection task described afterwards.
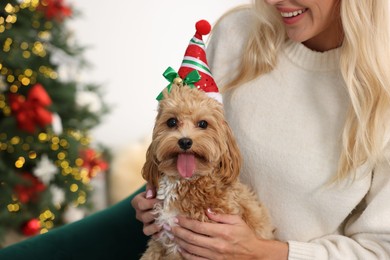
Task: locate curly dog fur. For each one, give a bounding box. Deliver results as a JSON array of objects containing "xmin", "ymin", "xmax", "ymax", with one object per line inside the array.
[{"xmin": 140, "ymin": 84, "xmax": 274, "ymax": 260}]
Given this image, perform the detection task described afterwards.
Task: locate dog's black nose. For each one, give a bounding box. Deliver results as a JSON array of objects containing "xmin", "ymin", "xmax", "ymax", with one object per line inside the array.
[{"xmin": 178, "ymin": 138, "xmax": 193, "ymax": 150}]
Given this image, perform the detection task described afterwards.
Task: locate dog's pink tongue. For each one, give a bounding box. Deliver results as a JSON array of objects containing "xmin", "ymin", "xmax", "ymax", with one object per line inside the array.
[{"xmin": 177, "ymin": 153, "xmax": 195, "ymax": 178}]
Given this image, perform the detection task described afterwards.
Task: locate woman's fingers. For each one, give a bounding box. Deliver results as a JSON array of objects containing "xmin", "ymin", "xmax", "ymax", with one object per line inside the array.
[
  {"xmin": 175, "ymin": 216, "xmax": 214, "ymax": 237},
  {"xmin": 206, "ymin": 208, "xmax": 242, "ymax": 225},
  {"xmin": 143, "ymin": 222, "xmax": 162, "ymax": 236},
  {"xmin": 180, "ymin": 245, "xmax": 213, "ymax": 260},
  {"xmin": 175, "ymin": 213, "xmax": 242, "ymax": 238},
  {"xmin": 173, "ymin": 219, "xmax": 213, "ymax": 247},
  {"xmin": 130, "ymin": 187, "xmax": 162, "ymax": 236},
  {"xmin": 145, "ymin": 183, "xmax": 156, "ymax": 198},
  {"xmin": 173, "ymin": 227, "xmax": 216, "ymax": 260}
]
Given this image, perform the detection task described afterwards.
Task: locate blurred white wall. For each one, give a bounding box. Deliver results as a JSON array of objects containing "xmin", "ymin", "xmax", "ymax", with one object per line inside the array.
[{"xmin": 67, "ymin": 0, "xmax": 249, "ymax": 150}]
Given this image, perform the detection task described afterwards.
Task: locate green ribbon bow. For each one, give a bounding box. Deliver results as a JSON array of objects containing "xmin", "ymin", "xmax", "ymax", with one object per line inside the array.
[{"xmin": 156, "ymin": 67, "xmax": 201, "ymax": 101}]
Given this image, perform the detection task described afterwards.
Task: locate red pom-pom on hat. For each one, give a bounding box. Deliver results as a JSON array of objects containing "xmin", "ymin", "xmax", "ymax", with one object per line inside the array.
[{"xmin": 196, "ymin": 20, "xmax": 211, "ymax": 36}]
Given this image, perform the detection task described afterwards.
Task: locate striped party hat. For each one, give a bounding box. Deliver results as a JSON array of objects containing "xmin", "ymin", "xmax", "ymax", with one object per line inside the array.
[{"xmin": 177, "ymin": 20, "xmax": 222, "ymax": 103}]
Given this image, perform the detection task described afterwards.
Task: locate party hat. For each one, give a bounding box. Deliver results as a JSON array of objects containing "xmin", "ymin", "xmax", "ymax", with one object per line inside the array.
[
  {"xmin": 178, "ymin": 19, "xmax": 221, "ymax": 103},
  {"xmin": 157, "ymin": 20, "xmax": 222, "ymax": 103}
]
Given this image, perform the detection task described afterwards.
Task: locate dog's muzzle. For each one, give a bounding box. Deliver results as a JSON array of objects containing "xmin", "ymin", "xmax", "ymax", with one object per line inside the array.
[{"xmin": 178, "ymin": 137, "xmax": 192, "ymax": 150}]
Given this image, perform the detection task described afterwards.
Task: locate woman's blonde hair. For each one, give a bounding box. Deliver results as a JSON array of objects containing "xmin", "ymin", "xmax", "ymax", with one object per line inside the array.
[{"xmin": 222, "ymin": 0, "xmax": 390, "ymax": 180}]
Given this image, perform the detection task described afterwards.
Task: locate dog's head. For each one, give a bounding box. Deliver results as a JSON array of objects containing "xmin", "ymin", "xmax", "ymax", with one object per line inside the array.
[{"xmin": 142, "ymin": 84, "xmax": 242, "ymax": 187}]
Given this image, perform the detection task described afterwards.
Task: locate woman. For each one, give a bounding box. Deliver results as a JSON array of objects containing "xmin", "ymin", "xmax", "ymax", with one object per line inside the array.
[{"xmin": 132, "ymin": 0, "xmax": 390, "ymax": 259}]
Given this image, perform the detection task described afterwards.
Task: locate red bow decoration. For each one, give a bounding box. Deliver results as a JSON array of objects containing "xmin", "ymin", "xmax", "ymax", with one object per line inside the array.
[
  {"xmin": 38, "ymin": 0, "xmax": 72, "ymax": 22},
  {"xmin": 14, "ymin": 173, "xmax": 46, "ymax": 204},
  {"xmin": 80, "ymin": 148, "xmax": 109, "ymax": 178},
  {"xmin": 9, "ymin": 84, "xmax": 53, "ymax": 133}
]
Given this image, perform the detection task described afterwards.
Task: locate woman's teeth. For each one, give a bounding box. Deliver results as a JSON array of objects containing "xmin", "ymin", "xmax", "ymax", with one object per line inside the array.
[{"xmin": 281, "ymin": 9, "xmax": 306, "ymax": 18}]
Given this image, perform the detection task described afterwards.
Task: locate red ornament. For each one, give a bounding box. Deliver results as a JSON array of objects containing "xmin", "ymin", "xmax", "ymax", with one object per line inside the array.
[
  {"xmin": 38, "ymin": 0, "xmax": 72, "ymax": 22},
  {"xmin": 14, "ymin": 173, "xmax": 46, "ymax": 204},
  {"xmin": 8, "ymin": 83, "xmax": 53, "ymax": 133},
  {"xmin": 21, "ymin": 219, "xmax": 41, "ymax": 236},
  {"xmin": 80, "ymin": 148, "xmax": 108, "ymax": 178}
]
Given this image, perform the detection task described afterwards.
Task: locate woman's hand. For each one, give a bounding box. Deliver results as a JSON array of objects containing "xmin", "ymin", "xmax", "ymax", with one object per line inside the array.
[
  {"xmin": 131, "ymin": 183, "xmax": 162, "ymax": 237},
  {"xmin": 170, "ymin": 209, "xmax": 288, "ymax": 260}
]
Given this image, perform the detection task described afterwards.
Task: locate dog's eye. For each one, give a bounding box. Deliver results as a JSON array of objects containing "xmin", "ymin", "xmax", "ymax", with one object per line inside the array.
[
  {"xmin": 167, "ymin": 118, "xmax": 178, "ymax": 128},
  {"xmin": 198, "ymin": 120, "xmax": 208, "ymax": 129}
]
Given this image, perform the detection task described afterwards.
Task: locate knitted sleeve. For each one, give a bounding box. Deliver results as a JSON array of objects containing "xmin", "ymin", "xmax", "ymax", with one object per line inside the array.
[{"xmin": 288, "ymin": 146, "xmax": 390, "ymax": 260}]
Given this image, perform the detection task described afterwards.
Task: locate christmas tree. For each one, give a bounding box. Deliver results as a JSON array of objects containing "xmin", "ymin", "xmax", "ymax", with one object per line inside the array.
[{"xmin": 0, "ymin": 0, "xmax": 110, "ymax": 244}]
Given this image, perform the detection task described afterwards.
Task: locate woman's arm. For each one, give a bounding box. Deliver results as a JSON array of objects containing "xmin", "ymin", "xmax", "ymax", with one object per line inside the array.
[{"xmin": 287, "ymin": 146, "xmax": 390, "ymax": 260}]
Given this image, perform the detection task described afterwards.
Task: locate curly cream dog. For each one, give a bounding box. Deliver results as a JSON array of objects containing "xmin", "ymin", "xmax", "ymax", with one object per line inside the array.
[{"xmin": 140, "ymin": 84, "xmax": 274, "ymax": 259}]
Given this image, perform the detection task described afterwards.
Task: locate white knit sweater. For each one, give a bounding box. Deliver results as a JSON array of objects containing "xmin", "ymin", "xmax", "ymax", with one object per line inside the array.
[{"xmin": 207, "ymin": 9, "xmax": 390, "ymax": 260}]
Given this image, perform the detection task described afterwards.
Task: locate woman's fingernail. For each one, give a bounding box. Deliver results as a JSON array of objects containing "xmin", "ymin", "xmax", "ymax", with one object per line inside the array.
[
  {"xmin": 173, "ymin": 217, "xmax": 179, "ymax": 224},
  {"xmin": 146, "ymin": 189, "xmax": 153, "ymax": 199},
  {"xmin": 207, "ymin": 208, "xmax": 216, "ymax": 214},
  {"xmin": 163, "ymin": 224, "xmax": 171, "ymax": 231}
]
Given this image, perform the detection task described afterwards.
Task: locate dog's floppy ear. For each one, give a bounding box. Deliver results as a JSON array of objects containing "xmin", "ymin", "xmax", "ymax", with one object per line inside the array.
[
  {"xmin": 141, "ymin": 143, "xmax": 160, "ymax": 188},
  {"xmin": 219, "ymin": 121, "xmax": 242, "ymax": 184}
]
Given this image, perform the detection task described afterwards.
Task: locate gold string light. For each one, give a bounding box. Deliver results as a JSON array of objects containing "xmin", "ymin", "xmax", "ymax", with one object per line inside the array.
[
  {"xmin": 0, "ymin": 17, "xmax": 5, "ymax": 33},
  {"xmin": 3, "ymin": 38, "xmax": 13, "ymax": 52},
  {"xmin": 7, "ymin": 203, "xmax": 20, "ymax": 212},
  {"xmin": 70, "ymin": 184, "xmax": 78, "ymax": 192},
  {"xmin": 3, "ymin": 3, "xmax": 19, "ymax": 32},
  {"xmin": 39, "ymin": 66, "xmax": 57, "ymax": 79},
  {"xmin": 28, "ymin": 151, "xmax": 37, "ymax": 159},
  {"xmin": 9, "ymin": 84, "xmax": 18, "ymax": 93},
  {"xmin": 4, "ymin": 3, "xmax": 19, "ymax": 16},
  {"xmin": 77, "ymin": 191, "xmax": 86, "ymax": 205},
  {"xmin": 15, "ymin": 157, "xmax": 25, "ymax": 168},
  {"xmin": 0, "ymin": 94, "xmax": 7, "ymax": 113},
  {"xmin": 19, "ymin": 0, "xmax": 39, "ymax": 10},
  {"xmin": 32, "ymin": 41, "xmax": 46, "ymax": 57},
  {"xmin": 39, "ymin": 209, "xmax": 55, "ymax": 234},
  {"xmin": 1, "ymin": 3, "xmax": 51, "ymax": 93}
]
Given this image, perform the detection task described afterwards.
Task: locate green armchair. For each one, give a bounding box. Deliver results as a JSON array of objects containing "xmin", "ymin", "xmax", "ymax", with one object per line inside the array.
[{"xmin": 0, "ymin": 186, "xmax": 149, "ymax": 260}]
